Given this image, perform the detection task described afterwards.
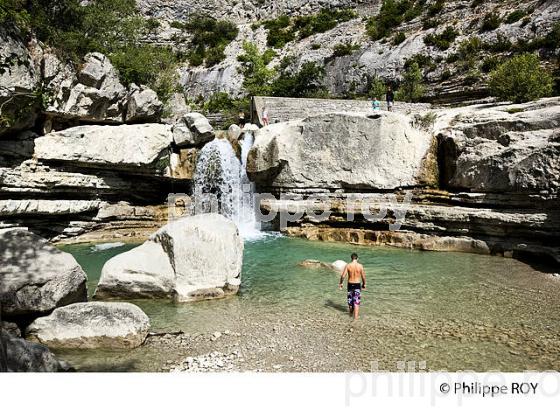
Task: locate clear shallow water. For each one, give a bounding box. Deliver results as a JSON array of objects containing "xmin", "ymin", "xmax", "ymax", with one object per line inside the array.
[{"xmin": 57, "ymin": 237, "xmax": 560, "ymax": 372}]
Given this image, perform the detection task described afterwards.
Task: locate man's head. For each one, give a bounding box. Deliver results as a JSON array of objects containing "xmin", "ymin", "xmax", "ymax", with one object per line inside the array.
[{"xmin": 351, "ymin": 253, "xmax": 358, "ymax": 261}]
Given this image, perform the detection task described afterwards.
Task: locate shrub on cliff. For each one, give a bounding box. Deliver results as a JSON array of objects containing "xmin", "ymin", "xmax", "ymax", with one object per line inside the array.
[
  {"xmin": 488, "ymin": 53, "xmax": 553, "ymax": 103},
  {"xmin": 395, "ymin": 62, "xmax": 425, "ymax": 102},
  {"xmin": 271, "ymin": 60, "xmax": 326, "ymax": 98},
  {"xmin": 424, "ymin": 26, "xmax": 459, "ymax": 50},
  {"xmin": 366, "ymin": 0, "xmax": 420, "ymax": 40},
  {"xmin": 175, "ymin": 15, "xmax": 238, "ymax": 67},
  {"xmin": 237, "ymin": 42, "xmax": 277, "ymax": 96}
]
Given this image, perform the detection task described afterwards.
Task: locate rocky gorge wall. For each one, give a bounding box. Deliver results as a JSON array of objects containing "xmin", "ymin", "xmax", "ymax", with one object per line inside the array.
[
  {"xmin": 139, "ymin": 0, "xmax": 560, "ymax": 102},
  {"xmin": 0, "ymin": 29, "xmax": 212, "ymax": 241}
]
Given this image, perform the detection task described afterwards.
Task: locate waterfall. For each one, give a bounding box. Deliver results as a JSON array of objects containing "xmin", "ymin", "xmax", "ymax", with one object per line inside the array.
[{"xmin": 193, "ymin": 133, "xmax": 263, "ymax": 240}]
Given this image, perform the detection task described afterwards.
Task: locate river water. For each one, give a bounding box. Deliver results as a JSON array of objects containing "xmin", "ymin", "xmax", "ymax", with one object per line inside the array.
[{"xmin": 56, "ymin": 236, "xmax": 560, "ymax": 372}]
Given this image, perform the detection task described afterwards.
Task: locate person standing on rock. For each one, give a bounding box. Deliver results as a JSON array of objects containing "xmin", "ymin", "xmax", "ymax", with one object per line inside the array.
[
  {"xmin": 338, "ymin": 253, "xmax": 366, "ymax": 320},
  {"xmin": 372, "ymin": 96, "xmax": 381, "ymax": 111},
  {"xmin": 262, "ymin": 106, "xmax": 270, "ymax": 127},
  {"xmin": 238, "ymin": 110, "xmax": 246, "ymax": 127},
  {"xmin": 386, "ymin": 86, "xmax": 394, "ymax": 112}
]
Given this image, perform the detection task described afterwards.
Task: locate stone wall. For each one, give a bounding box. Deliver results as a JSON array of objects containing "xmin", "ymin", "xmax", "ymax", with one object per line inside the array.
[{"xmin": 251, "ymin": 96, "xmax": 431, "ymax": 125}]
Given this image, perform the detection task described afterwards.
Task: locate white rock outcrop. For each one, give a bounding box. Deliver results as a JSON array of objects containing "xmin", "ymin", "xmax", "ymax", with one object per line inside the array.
[
  {"xmin": 247, "ymin": 112, "xmax": 435, "ymax": 190},
  {"xmin": 34, "ymin": 124, "xmax": 173, "ymax": 172},
  {"xmin": 0, "ymin": 229, "xmax": 87, "ymax": 318},
  {"xmin": 94, "ymin": 214, "xmax": 244, "ymax": 302},
  {"xmin": 436, "ymin": 98, "xmax": 560, "ymax": 193},
  {"xmin": 172, "ymin": 112, "xmax": 215, "ymax": 147},
  {"xmin": 26, "ymin": 302, "xmax": 150, "ymax": 349}
]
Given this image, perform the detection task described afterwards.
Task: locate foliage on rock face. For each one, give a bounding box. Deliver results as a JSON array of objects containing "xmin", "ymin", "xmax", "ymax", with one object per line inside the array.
[
  {"xmin": 237, "ymin": 42, "xmax": 277, "ymax": 96},
  {"xmin": 480, "ymin": 12, "xmax": 502, "ymax": 32},
  {"xmin": 1, "ymin": 0, "xmax": 179, "ymax": 101},
  {"xmin": 488, "ymin": 53, "xmax": 553, "ymax": 103},
  {"xmin": 237, "ymin": 42, "xmax": 326, "ymax": 98},
  {"xmin": 368, "ymin": 75, "xmax": 387, "ymax": 99},
  {"xmin": 366, "ymin": 0, "xmax": 427, "ymax": 40},
  {"xmin": 395, "ymin": 62, "xmax": 425, "ymax": 102},
  {"xmin": 332, "ymin": 42, "xmax": 360, "ymax": 57},
  {"xmin": 173, "ymin": 15, "xmax": 239, "ymax": 67},
  {"xmin": 262, "ymin": 8, "xmax": 357, "ymax": 49},
  {"xmin": 271, "ymin": 60, "xmax": 326, "ymax": 98},
  {"xmin": 424, "ymin": 26, "xmax": 459, "ymax": 50}
]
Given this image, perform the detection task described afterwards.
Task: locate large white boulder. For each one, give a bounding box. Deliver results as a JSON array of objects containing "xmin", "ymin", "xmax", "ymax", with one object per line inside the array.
[
  {"xmin": 0, "ymin": 229, "xmax": 87, "ymax": 318},
  {"xmin": 247, "ymin": 112, "xmax": 436, "ymax": 190},
  {"xmin": 26, "ymin": 302, "xmax": 150, "ymax": 349},
  {"xmin": 94, "ymin": 214, "xmax": 244, "ymax": 302},
  {"xmin": 34, "ymin": 124, "xmax": 173, "ymax": 172}
]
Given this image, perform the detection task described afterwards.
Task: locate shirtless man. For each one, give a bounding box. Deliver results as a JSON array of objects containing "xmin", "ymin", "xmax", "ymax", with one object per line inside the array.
[{"xmin": 338, "ymin": 253, "xmax": 366, "ymax": 320}]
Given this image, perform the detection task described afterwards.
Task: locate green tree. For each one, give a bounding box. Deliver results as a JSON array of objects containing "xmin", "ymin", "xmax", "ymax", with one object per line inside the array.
[
  {"xmin": 368, "ymin": 75, "xmax": 386, "ymax": 99},
  {"xmin": 271, "ymin": 60, "xmax": 326, "ymax": 97},
  {"xmin": 396, "ymin": 62, "xmax": 425, "ymax": 102},
  {"xmin": 237, "ymin": 42, "xmax": 277, "ymax": 96},
  {"xmin": 489, "ymin": 53, "xmax": 553, "ymax": 103}
]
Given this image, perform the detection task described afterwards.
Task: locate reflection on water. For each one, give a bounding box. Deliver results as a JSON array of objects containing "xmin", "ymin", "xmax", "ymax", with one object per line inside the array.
[{"xmin": 58, "ymin": 236, "xmax": 560, "ymax": 372}]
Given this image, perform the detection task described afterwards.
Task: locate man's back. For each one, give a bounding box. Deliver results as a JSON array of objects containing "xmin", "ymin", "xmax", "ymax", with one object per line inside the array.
[{"xmin": 346, "ymin": 261, "xmax": 363, "ymax": 284}]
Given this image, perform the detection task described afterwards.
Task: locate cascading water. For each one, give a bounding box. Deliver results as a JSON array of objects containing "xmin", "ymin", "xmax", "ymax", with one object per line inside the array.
[{"xmin": 193, "ymin": 133, "xmax": 264, "ymax": 240}]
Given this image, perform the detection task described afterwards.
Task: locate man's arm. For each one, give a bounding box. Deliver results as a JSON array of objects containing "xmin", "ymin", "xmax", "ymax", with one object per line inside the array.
[
  {"xmin": 361, "ymin": 266, "xmax": 366, "ymax": 289},
  {"xmin": 339, "ymin": 265, "xmax": 348, "ymax": 289}
]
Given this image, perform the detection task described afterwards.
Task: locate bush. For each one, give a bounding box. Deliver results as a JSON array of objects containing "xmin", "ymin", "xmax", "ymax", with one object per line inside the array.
[
  {"xmin": 366, "ymin": 0, "xmax": 417, "ymax": 40},
  {"xmin": 506, "ymin": 10, "xmax": 526, "ymax": 24},
  {"xmin": 480, "ymin": 12, "xmax": 502, "ymax": 32},
  {"xmin": 264, "ymin": 8, "xmax": 356, "ymax": 47},
  {"xmin": 368, "ymin": 75, "xmax": 387, "ymax": 99},
  {"xmin": 396, "ymin": 61, "xmax": 425, "ymax": 102},
  {"xmin": 237, "ymin": 42, "xmax": 277, "ymax": 96},
  {"xmin": 422, "ymin": 18, "xmax": 439, "ymax": 30},
  {"xmin": 481, "ymin": 56, "xmax": 502, "ymax": 73},
  {"xmin": 177, "ymin": 15, "xmax": 238, "ymax": 67},
  {"xmin": 427, "ymin": 0, "xmax": 445, "ymax": 17},
  {"xmin": 424, "ymin": 26, "xmax": 459, "ymax": 50},
  {"xmin": 405, "ymin": 53, "xmax": 435, "ymax": 71},
  {"xmin": 332, "ymin": 42, "xmax": 360, "ymax": 57},
  {"xmin": 271, "ymin": 60, "xmax": 326, "ymax": 98},
  {"xmin": 488, "ymin": 53, "xmax": 553, "ymax": 103},
  {"xmin": 393, "ymin": 32, "xmax": 406, "ymax": 45},
  {"xmin": 483, "ymin": 33, "xmax": 512, "ymax": 53}
]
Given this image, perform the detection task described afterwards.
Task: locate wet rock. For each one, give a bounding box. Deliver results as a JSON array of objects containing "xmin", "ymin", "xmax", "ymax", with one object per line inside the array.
[
  {"xmin": 332, "ymin": 260, "xmax": 347, "ymax": 273},
  {"xmin": 0, "ymin": 229, "xmax": 87, "ymax": 319},
  {"xmin": 26, "ymin": 302, "xmax": 150, "ymax": 349}
]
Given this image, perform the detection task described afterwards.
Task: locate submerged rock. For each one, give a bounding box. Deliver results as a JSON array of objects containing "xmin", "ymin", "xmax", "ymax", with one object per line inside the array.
[
  {"xmin": 0, "ymin": 229, "xmax": 87, "ymax": 319},
  {"xmin": 247, "ymin": 112, "xmax": 436, "ymax": 190},
  {"xmin": 331, "ymin": 260, "xmax": 347, "ymax": 273},
  {"xmin": 26, "ymin": 302, "xmax": 150, "ymax": 349},
  {"xmin": 94, "ymin": 214, "xmax": 244, "ymax": 302}
]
